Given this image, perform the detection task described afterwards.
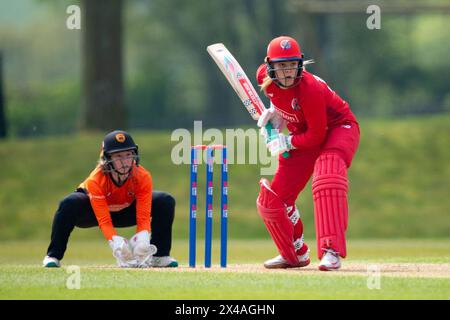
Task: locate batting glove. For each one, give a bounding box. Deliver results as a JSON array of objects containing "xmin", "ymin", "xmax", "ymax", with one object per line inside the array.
[
  {"xmin": 266, "ymin": 132, "xmax": 295, "ymax": 157},
  {"xmin": 257, "ymin": 104, "xmax": 286, "ymax": 130}
]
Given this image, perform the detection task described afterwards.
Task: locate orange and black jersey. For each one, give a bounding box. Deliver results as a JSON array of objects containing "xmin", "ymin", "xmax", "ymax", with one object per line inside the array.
[{"xmin": 78, "ymin": 165, "xmax": 152, "ymax": 240}]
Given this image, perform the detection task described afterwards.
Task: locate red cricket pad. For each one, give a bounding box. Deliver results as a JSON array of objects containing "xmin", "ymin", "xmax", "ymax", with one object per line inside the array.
[
  {"xmin": 312, "ymin": 153, "xmax": 349, "ymax": 259},
  {"xmin": 256, "ymin": 178, "xmax": 298, "ymax": 265}
]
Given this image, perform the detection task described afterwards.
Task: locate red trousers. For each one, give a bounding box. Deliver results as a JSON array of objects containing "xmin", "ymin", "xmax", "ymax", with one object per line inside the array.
[{"xmin": 271, "ymin": 123, "xmax": 360, "ymax": 258}]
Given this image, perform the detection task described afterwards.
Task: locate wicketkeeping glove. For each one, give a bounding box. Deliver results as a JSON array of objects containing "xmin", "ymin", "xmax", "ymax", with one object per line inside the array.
[
  {"xmin": 129, "ymin": 230, "xmax": 157, "ymax": 268},
  {"xmin": 109, "ymin": 235, "xmax": 137, "ymax": 268}
]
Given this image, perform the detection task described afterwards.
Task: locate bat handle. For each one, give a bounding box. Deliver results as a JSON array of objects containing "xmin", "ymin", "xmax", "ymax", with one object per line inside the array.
[{"xmin": 265, "ymin": 122, "xmax": 290, "ymax": 158}]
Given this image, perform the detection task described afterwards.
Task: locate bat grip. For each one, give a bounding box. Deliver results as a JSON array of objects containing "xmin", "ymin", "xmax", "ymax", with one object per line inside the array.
[{"xmin": 265, "ymin": 122, "xmax": 290, "ymax": 158}]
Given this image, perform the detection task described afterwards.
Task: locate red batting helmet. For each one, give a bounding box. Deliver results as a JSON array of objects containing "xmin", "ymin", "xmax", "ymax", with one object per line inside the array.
[{"xmin": 266, "ymin": 36, "xmax": 303, "ymax": 63}]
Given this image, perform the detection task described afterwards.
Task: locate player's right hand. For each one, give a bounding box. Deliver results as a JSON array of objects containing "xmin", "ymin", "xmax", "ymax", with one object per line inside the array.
[
  {"xmin": 109, "ymin": 235, "xmax": 135, "ymax": 267},
  {"xmin": 266, "ymin": 132, "xmax": 294, "ymax": 157}
]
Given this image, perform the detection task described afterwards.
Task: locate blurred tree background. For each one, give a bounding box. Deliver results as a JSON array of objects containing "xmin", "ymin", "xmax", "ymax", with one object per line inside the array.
[{"xmin": 1, "ymin": 0, "xmax": 449, "ymax": 136}]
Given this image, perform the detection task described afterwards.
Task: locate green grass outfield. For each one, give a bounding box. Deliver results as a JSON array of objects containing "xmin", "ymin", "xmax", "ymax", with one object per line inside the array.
[{"xmin": 0, "ymin": 239, "xmax": 449, "ymax": 299}]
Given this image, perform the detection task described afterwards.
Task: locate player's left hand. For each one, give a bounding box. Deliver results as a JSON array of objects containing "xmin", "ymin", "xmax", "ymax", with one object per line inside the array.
[{"xmin": 266, "ymin": 132, "xmax": 294, "ymax": 157}]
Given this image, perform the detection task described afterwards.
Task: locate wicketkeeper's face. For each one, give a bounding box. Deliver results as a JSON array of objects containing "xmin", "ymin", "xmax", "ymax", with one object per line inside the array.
[
  {"xmin": 273, "ymin": 61, "xmax": 299, "ymax": 87},
  {"xmin": 110, "ymin": 150, "xmax": 135, "ymax": 174}
]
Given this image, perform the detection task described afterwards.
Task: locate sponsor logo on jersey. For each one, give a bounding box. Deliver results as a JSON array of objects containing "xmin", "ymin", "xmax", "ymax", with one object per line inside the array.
[
  {"xmin": 109, "ymin": 203, "xmax": 131, "ymax": 212},
  {"xmin": 89, "ymin": 194, "xmax": 105, "ymax": 200},
  {"xmin": 275, "ymin": 108, "xmax": 299, "ymax": 123}
]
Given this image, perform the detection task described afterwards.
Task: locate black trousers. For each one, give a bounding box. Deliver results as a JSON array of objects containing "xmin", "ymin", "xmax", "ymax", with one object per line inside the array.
[{"xmin": 46, "ymin": 189, "xmax": 175, "ymax": 260}]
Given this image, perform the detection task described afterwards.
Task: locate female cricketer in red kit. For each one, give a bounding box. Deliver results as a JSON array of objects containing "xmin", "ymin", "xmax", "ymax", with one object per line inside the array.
[{"xmin": 256, "ymin": 36, "xmax": 360, "ymax": 271}]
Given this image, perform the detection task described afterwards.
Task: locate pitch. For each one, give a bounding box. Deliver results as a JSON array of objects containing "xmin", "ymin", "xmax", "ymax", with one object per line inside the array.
[{"xmin": 0, "ymin": 239, "xmax": 449, "ymax": 299}]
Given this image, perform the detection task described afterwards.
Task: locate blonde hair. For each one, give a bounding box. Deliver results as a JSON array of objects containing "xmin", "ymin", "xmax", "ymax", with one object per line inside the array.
[
  {"xmin": 260, "ymin": 76, "xmax": 273, "ymax": 92},
  {"xmin": 259, "ymin": 59, "xmax": 315, "ymax": 93}
]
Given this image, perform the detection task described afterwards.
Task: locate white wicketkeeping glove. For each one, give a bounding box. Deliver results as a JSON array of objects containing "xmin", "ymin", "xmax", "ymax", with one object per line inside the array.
[
  {"xmin": 129, "ymin": 230, "xmax": 157, "ymax": 268},
  {"xmin": 266, "ymin": 132, "xmax": 295, "ymax": 157},
  {"xmin": 109, "ymin": 235, "xmax": 137, "ymax": 268}
]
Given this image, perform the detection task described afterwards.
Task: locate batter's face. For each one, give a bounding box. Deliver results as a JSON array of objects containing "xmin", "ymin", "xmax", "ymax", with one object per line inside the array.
[
  {"xmin": 110, "ymin": 150, "xmax": 134, "ymax": 175},
  {"xmin": 273, "ymin": 61, "xmax": 299, "ymax": 88}
]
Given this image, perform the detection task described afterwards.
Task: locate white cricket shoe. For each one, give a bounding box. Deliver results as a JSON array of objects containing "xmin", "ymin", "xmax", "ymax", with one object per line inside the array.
[
  {"xmin": 43, "ymin": 255, "xmax": 61, "ymax": 268},
  {"xmin": 319, "ymin": 248, "xmax": 341, "ymax": 271},
  {"xmin": 150, "ymin": 256, "xmax": 178, "ymax": 268},
  {"xmin": 264, "ymin": 250, "xmax": 310, "ymax": 269}
]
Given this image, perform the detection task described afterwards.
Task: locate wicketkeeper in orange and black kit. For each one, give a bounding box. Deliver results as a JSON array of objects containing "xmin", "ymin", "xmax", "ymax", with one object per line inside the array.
[{"xmin": 43, "ymin": 130, "xmax": 178, "ymax": 268}]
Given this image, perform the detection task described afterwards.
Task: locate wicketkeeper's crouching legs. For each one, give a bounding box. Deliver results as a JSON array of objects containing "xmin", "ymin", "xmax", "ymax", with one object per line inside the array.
[{"xmin": 44, "ymin": 189, "xmax": 176, "ymax": 267}]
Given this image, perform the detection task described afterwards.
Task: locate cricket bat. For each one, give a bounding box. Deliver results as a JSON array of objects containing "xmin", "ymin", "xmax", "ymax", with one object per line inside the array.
[{"xmin": 206, "ymin": 43, "xmax": 289, "ymax": 158}]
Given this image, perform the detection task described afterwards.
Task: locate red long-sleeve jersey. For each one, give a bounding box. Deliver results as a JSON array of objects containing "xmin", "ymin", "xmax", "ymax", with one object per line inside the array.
[{"xmin": 257, "ymin": 64, "xmax": 358, "ymax": 151}]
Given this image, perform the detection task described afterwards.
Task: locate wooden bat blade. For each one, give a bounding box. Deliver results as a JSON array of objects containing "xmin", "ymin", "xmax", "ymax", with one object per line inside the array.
[{"xmin": 207, "ymin": 43, "xmax": 265, "ymax": 121}]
